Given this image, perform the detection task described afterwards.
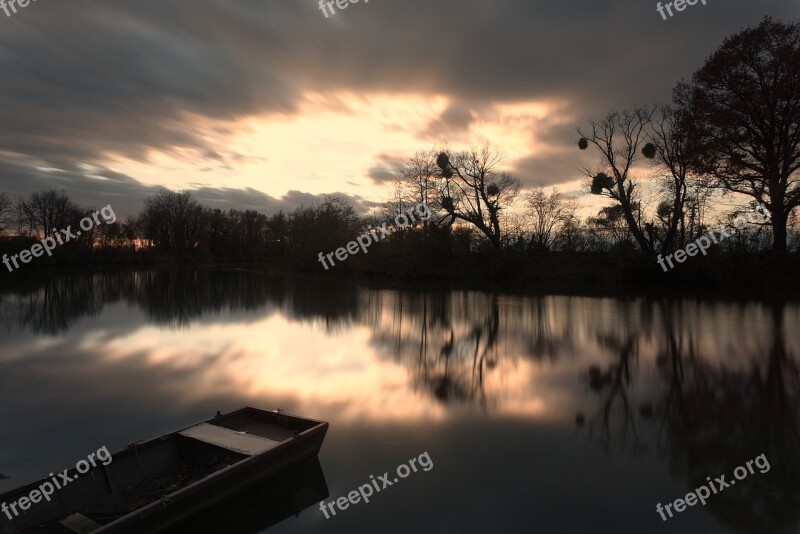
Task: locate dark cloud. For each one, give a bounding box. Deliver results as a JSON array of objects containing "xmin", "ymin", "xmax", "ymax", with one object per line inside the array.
[
  {"xmin": 275, "ymin": 190, "xmax": 380, "ymax": 215},
  {"xmin": 511, "ymin": 152, "xmax": 585, "ymax": 188},
  {"xmin": 423, "ymin": 102, "xmax": 475, "ymax": 140},
  {"xmin": 0, "ymin": 159, "xmax": 160, "ymax": 217},
  {"xmin": 0, "ymin": 0, "xmax": 796, "ymax": 199},
  {"xmin": 366, "ymin": 153, "xmax": 406, "ymax": 184},
  {"xmin": 192, "ymin": 187, "xmax": 378, "ymax": 216}
]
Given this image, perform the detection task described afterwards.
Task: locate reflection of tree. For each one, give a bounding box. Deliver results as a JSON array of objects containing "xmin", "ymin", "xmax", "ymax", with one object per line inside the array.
[
  {"xmin": 583, "ymin": 332, "xmax": 643, "ymax": 455},
  {"xmin": 658, "ymin": 302, "xmax": 800, "ymax": 533},
  {"xmin": 586, "ymin": 300, "xmax": 800, "ymax": 533},
  {"xmin": 423, "ymin": 296, "xmax": 500, "ymax": 406},
  {"xmin": 369, "ymin": 292, "xmax": 579, "ymax": 408},
  {"xmin": 652, "ymin": 300, "xmax": 691, "ymax": 457},
  {"xmin": 0, "ymin": 269, "xmax": 361, "ymax": 334},
  {"xmin": 0, "ymin": 274, "xmax": 109, "ymax": 334},
  {"xmin": 524, "ymin": 297, "xmax": 573, "ymax": 362},
  {"xmin": 577, "ymin": 302, "xmax": 800, "ymax": 532},
  {"xmin": 398, "ymin": 294, "xmax": 501, "ymax": 408}
]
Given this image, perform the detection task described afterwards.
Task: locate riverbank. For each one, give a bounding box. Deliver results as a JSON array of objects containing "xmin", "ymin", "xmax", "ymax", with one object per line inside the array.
[{"xmin": 1, "ymin": 251, "xmax": 797, "ymax": 303}]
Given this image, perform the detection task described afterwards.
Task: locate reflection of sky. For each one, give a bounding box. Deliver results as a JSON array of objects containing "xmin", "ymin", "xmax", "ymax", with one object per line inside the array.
[
  {"xmin": 1, "ymin": 291, "xmax": 798, "ymax": 427},
  {"xmin": 0, "ymin": 278, "xmax": 798, "ymax": 533},
  {"xmin": 99, "ymin": 314, "xmax": 444, "ymax": 422}
]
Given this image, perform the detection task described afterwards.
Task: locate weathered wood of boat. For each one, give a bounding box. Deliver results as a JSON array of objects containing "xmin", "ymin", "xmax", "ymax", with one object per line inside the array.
[
  {"xmin": 0, "ymin": 407, "xmax": 328, "ymax": 534},
  {"xmin": 164, "ymin": 455, "xmax": 328, "ymax": 533}
]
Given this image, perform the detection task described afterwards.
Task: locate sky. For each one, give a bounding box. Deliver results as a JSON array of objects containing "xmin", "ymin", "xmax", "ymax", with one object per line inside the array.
[{"xmin": 0, "ymin": 0, "xmax": 798, "ymax": 219}]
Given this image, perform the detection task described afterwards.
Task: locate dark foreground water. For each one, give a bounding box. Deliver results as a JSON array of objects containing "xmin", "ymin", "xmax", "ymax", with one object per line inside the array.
[{"xmin": 0, "ymin": 268, "xmax": 798, "ymax": 533}]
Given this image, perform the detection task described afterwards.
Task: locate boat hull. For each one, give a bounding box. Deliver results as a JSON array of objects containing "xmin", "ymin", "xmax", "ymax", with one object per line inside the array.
[{"xmin": 0, "ymin": 407, "xmax": 328, "ymax": 534}]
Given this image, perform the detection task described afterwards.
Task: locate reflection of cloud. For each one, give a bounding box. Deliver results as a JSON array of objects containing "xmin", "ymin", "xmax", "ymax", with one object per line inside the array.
[
  {"xmin": 0, "ymin": 291, "xmax": 597, "ymax": 424},
  {"xmin": 3, "ymin": 278, "xmax": 800, "ymax": 428},
  {"xmin": 80, "ymin": 315, "xmax": 450, "ymax": 423}
]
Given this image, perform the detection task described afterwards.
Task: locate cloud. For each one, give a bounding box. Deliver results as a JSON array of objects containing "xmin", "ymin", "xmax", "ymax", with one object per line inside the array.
[
  {"xmin": 512, "ymin": 153, "xmax": 583, "ymax": 188},
  {"xmin": 422, "ymin": 102, "xmax": 475, "ymax": 140},
  {"xmin": 0, "ymin": 0, "xmax": 795, "ymax": 202},
  {"xmin": 0, "ymin": 159, "xmax": 161, "ymax": 218},
  {"xmin": 0, "ymin": 160, "xmax": 378, "ymax": 219},
  {"xmin": 366, "ymin": 153, "xmax": 407, "ymax": 184}
]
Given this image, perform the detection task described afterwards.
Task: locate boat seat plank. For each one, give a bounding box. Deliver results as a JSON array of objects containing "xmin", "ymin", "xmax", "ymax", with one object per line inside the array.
[
  {"xmin": 179, "ymin": 423, "xmax": 282, "ymax": 456},
  {"xmin": 60, "ymin": 512, "xmax": 101, "ymax": 533}
]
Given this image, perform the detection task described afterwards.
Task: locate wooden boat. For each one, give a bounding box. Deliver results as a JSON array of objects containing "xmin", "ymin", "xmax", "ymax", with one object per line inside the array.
[
  {"xmin": 164, "ymin": 456, "xmax": 328, "ymax": 533},
  {"xmin": 1, "ymin": 407, "xmax": 328, "ymax": 533}
]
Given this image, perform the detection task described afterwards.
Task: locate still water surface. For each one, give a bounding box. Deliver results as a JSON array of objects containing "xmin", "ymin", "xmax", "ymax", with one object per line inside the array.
[{"xmin": 1, "ymin": 269, "xmax": 798, "ymax": 533}]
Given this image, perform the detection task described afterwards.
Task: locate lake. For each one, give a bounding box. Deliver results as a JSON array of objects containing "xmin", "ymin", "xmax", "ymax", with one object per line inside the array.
[{"xmin": 1, "ymin": 268, "xmax": 798, "ymax": 533}]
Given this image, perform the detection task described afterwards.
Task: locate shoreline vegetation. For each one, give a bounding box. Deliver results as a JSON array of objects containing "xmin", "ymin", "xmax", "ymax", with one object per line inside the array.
[{"xmin": 0, "ymin": 183, "xmax": 796, "ymax": 299}]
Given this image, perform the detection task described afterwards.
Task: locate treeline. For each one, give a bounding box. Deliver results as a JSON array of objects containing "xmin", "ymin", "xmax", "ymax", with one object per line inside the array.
[
  {"xmin": 0, "ymin": 183, "xmax": 793, "ymax": 280},
  {"xmin": 0, "ymin": 188, "xmax": 288, "ymax": 263},
  {"xmin": 0, "ymin": 188, "xmax": 436, "ymax": 267}
]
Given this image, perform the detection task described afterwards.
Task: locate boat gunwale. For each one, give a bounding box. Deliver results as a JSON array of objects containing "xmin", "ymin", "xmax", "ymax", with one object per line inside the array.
[{"xmin": 0, "ymin": 408, "xmax": 328, "ymax": 534}]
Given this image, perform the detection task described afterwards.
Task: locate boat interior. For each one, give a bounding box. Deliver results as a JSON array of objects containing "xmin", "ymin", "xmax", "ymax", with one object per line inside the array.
[{"xmin": 8, "ymin": 409, "xmax": 321, "ymax": 533}]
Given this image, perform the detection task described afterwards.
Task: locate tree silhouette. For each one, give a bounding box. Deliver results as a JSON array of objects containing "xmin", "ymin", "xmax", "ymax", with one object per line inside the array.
[
  {"xmin": 435, "ymin": 145, "xmax": 520, "ymax": 250},
  {"xmin": 578, "ymin": 107, "xmax": 657, "ymax": 255},
  {"xmin": 676, "ymin": 17, "xmax": 800, "ymax": 255},
  {"xmin": 646, "ymin": 105, "xmax": 705, "ymax": 252},
  {"xmin": 0, "ymin": 192, "xmax": 12, "ymax": 236},
  {"xmin": 525, "ymin": 186, "xmax": 577, "ymax": 252}
]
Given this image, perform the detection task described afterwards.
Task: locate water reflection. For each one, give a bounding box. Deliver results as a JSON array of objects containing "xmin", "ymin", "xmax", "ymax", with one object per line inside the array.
[
  {"xmin": 651, "ymin": 302, "xmax": 800, "ymax": 532},
  {"xmin": 1, "ymin": 269, "xmax": 799, "ymax": 532},
  {"xmin": 579, "ymin": 299, "xmax": 800, "ymax": 532}
]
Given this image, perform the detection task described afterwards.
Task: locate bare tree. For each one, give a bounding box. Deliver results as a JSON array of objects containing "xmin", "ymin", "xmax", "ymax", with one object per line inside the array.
[
  {"xmin": 383, "ymin": 150, "xmax": 442, "ymax": 239},
  {"xmin": 20, "ymin": 189, "xmax": 81, "ymax": 237},
  {"xmin": 398, "ymin": 150, "xmax": 439, "ymax": 208},
  {"xmin": 140, "ymin": 189, "xmax": 204, "ymax": 251},
  {"xmin": 578, "ymin": 107, "xmax": 656, "ymax": 254},
  {"xmin": 12, "ymin": 196, "xmax": 28, "ymax": 236},
  {"xmin": 645, "ymin": 104, "xmax": 707, "ymax": 252},
  {"xmin": 288, "ymin": 195, "xmax": 361, "ymax": 263},
  {"xmin": 588, "ymin": 205, "xmax": 635, "ymax": 251},
  {"xmin": 554, "ymin": 213, "xmax": 590, "ymax": 252},
  {"xmin": 677, "ymin": 18, "xmax": 800, "ymax": 254},
  {"xmin": 0, "ymin": 192, "xmax": 12, "ymax": 236},
  {"xmin": 525, "ymin": 186, "xmax": 577, "ymax": 251},
  {"xmin": 435, "ymin": 145, "xmax": 520, "ymax": 249}
]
